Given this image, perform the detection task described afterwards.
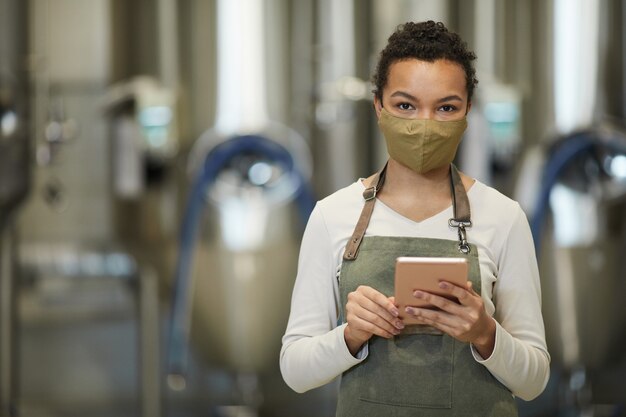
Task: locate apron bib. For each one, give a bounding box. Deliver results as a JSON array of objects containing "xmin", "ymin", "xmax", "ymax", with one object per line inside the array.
[{"xmin": 336, "ymin": 164, "xmax": 518, "ymax": 417}]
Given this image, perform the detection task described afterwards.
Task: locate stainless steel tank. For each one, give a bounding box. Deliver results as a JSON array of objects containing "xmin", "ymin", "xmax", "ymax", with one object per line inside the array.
[
  {"xmin": 167, "ymin": 0, "xmax": 314, "ymax": 380},
  {"xmin": 534, "ymin": 131, "xmax": 626, "ymax": 370},
  {"xmin": 528, "ymin": 0, "xmax": 626, "ymax": 374},
  {"xmin": 0, "ymin": 0, "xmax": 30, "ymax": 415},
  {"xmin": 0, "ymin": 0, "xmax": 30, "ymax": 217}
]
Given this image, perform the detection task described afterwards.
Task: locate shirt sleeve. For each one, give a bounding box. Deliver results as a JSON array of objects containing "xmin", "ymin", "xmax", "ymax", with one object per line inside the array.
[
  {"xmin": 280, "ymin": 204, "xmax": 364, "ymax": 393},
  {"xmin": 471, "ymin": 204, "xmax": 551, "ymax": 401}
]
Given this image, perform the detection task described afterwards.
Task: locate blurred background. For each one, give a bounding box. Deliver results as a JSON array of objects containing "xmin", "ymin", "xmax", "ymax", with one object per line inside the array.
[{"xmin": 1, "ymin": 0, "xmax": 626, "ymax": 416}]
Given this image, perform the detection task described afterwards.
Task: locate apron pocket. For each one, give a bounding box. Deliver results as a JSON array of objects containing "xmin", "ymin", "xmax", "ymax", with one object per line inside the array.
[{"xmin": 357, "ymin": 334, "xmax": 454, "ymax": 409}]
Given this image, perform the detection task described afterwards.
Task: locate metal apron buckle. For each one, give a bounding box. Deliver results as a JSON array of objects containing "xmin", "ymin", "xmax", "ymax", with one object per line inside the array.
[{"xmin": 448, "ymin": 219, "xmax": 472, "ymax": 254}]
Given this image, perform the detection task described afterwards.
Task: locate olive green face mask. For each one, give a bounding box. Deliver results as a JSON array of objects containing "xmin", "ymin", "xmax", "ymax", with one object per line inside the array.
[{"xmin": 378, "ymin": 108, "xmax": 467, "ymax": 174}]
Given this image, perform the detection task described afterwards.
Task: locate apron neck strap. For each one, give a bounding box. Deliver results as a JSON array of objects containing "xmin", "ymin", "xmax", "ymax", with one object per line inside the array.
[
  {"xmin": 449, "ymin": 164, "xmax": 471, "ymax": 226},
  {"xmin": 342, "ymin": 164, "xmax": 387, "ymax": 260},
  {"xmin": 448, "ymin": 164, "xmax": 472, "ymax": 254},
  {"xmin": 343, "ymin": 163, "xmax": 471, "ymax": 261}
]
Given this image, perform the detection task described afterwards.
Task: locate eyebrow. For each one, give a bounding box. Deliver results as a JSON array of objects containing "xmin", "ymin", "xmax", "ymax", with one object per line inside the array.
[
  {"xmin": 389, "ymin": 91, "xmax": 464, "ymax": 103},
  {"xmin": 436, "ymin": 95, "xmax": 464, "ymax": 103},
  {"xmin": 390, "ymin": 91, "xmax": 417, "ymax": 101}
]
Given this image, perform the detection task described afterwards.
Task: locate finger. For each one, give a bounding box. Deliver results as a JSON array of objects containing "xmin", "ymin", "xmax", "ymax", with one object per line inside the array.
[
  {"xmin": 409, "ymin": 312, "xmax": 457, "ymax": 335},
  {"xmin": 437, "ymin": 281, "xmax": 475, "ymax": 306},
  {"xmin": 412, "ymin": 290, "xmax": 463, "ymax": 314},
  {"xmin": 350, "ymin": 314, "xmax": 397, "ymax": 339},
  {"xmin": 354, "ymin": 303, "xmax": 404, "ymax": 334},
  {"xmin": 407, "ymin": 308, "xmax": 460, "ymax": 334},
  {"xmin": 466, "ymin": 281, "xmax": 479, "ymax": 296},
  {"xmin": 354, "ymin": 292, "xmax": 401, "ymax": 326},
  {"xmin": 406, "ymin": 306, "xmax": 458, "ymax": 329},
  {"xmin": 347, "ymin": 293, "xmax": 396, "ymax": 327},
  {"xmin": 358, "ymin": 286, "xmax": 399, "ymax": 317},
  {"xmin": 408, "ymin": 305, "xmax": 484, "ymax": 342}
]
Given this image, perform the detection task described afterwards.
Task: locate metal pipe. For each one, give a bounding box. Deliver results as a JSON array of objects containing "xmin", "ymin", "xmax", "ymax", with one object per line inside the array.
[
  {"xmin": 157, "ymin": 0, "xmax": 179, "ymax": 91},
  {"xmin": 553, "ymin": 0, "xmax": 601, "ymax": 134},
  {"xmin": 0, "ymin": 221, "xmax": 16, "ymax": 417},
  {"xmin": 215, "ymin": 0, "xmax": 268, "ymax": 135},
  {"xmin": 139, "ymin": 266, "xmax": 161, "ymax": 417},
  {"xmin": 315, "ymin": 0, "xmax": 358, "ymax": 191},
  {"xmin": 0, "ymin": 0, "xmax": 21, "ymax": 71},
  {"xmin": 0, "ymin": 0, "xmax": 28, "ymax": 412},
  {"xmin": 623, "ymin": 0, "xmax": 626, "ymax": 120},
  {"xmin": 0, "ymin": 0, "xmax": 30, "ymax": 213},
  {"xmin": 474, "ymin": 0, "xmax": 497, "ymax": 80}
]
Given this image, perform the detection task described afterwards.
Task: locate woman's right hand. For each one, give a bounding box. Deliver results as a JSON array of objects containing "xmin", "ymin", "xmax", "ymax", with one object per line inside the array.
[{"xmin": 344, "ymin": 285, "xmax": 405, "ymax": 356}]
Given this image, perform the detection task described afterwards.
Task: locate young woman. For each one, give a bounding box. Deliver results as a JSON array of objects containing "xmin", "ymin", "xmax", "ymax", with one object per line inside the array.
[{"xmin": 280, "ymin": 21, "xmax": 549, "ymax": 416}]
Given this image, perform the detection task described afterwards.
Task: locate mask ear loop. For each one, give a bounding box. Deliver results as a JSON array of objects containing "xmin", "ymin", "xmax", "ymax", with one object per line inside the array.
[{"xmin": 374, "ymin": 98, "xmax": 384, "ymax": 117}]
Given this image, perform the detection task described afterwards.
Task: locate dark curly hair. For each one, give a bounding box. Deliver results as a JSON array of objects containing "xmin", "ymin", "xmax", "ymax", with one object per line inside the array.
[{"xmin": 372, "ymin": 21, "xmax": 478, "ymax": 102}]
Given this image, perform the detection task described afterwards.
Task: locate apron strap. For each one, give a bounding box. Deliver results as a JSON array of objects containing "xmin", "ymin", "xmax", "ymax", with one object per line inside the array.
[
  {"xmin": 449, "ymin": 164, "xmax": 471, "ymax": 225},
  {"xmin": 448, "ymin": 164, "xmax": 472, "ymax": 254},
  {"xmin": 342, "ymin": 164, "xmax": 387, "ymax": 260},
  {"xmin": 343, "ymin": 163, "xmax": 471, "ymax": 261}
]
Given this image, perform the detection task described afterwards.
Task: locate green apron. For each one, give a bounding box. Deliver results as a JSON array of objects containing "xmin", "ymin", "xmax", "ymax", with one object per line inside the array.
[{"xmin": 336, "ymin": 164, "xmax": 518, "ymax": 417}]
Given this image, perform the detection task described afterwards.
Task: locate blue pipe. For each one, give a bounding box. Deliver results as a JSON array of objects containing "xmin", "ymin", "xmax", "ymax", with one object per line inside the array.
[
  {"xmin": 530, "ymin": 130, "xmax": 626, "ymax": 255},
  {"xmin": 518, "ymin": 131, "xmax": 626, "ymax": 417},
  {"xmin": 167, "ymin": 134, "xmax": 315, "ymax": 380}
]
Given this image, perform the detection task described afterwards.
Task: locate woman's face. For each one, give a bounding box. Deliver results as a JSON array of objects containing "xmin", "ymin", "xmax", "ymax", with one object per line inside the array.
[{"xmin": 374, "ymin": 58, "xmax": 470, "ymax": 121}]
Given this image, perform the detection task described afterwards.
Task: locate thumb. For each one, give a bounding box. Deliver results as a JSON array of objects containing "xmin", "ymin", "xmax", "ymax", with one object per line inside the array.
[{"xmin": 466, "ymin": 281, "xmax": 478, "ymax": 295}]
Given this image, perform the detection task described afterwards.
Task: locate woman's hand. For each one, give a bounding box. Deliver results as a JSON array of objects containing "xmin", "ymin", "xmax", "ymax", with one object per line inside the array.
[
  {"xmin": 405, "ymin": 281, "xmax": 496, "ymax": 359},
  {"xmin": 344, "ymin": 286, "xmax": 405, "ymax": 356}
]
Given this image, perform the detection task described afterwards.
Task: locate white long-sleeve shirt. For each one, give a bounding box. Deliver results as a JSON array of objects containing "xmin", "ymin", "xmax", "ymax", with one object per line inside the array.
[{"xmin": 280, "ymin": 178, "xmax": 550, "ymax": 401}]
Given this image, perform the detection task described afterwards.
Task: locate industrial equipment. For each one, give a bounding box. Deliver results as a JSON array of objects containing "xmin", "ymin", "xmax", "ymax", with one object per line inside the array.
[
  {"xmin": 164, "ymin": 2, "xmax": 316, "ymax": 416},
  {"xmin": 517, "ymin": 128, "xmax": 626, "ymax": 416},
  {"xmin": 0, "ymin": 0, "xmax": 30, "ymax": 415}
]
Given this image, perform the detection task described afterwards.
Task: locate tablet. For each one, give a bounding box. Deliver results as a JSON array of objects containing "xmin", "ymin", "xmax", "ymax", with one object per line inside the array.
[{"xmin": 394, "ymin": 257, "xmax": 468, "ymax": 324}]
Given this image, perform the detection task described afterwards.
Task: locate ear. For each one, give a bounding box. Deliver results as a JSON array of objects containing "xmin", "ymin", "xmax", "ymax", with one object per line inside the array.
[
  {"xmin": 373, "ymin": 95, "xmax": 383, "ymax": 119},
  {"xmin": 465, "ymin": 101, "xmax": 472, "ymax": 115}
]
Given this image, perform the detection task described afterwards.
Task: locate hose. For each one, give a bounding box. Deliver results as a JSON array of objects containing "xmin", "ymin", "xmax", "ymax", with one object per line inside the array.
[
  {"xmin": 530, "ymin": 130, "xmax": 626, "ymax": 255},
  {"xmin": 167, "ymin": 134, "xmax": 315, "ymax": 386}
]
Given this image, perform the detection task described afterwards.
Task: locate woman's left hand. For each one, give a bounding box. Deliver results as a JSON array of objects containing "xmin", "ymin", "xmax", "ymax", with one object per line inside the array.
[{"xmin": 405, "ymin": 281, "xmax": 496, "ymax": 359}]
